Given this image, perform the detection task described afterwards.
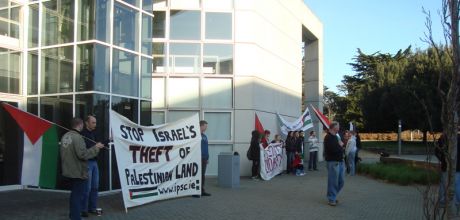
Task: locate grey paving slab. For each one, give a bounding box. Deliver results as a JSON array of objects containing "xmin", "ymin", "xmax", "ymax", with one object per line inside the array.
[{"xmin": 0, "ymin": 160, "xmax": 425, "ymax": 220}]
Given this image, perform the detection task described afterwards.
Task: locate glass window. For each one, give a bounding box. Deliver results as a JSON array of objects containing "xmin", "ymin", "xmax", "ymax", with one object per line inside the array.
[
  {"xmin": 151, "ymin": 77, "xmax": 165, "ymax": 108},
  {"xmin": 143, "ymin": 0, "xmax": 153, "ymax": 12},
  {"xmin": 170, "ymin": 0, "xmax": 199, "ymax": 8},
  {"xmin": 203, "ymin": 0, "xmax": 233, "ymax": 10},
  {"xmin": 78, "ymin": 0, "xmax": 110, "ymax": 42},
  {"xmin": 153, "ymin": 42, "xmax": 166, "ymax": 73},
  {"xmin": 0, "ymin": 49, "xmax": 20, "ymax": 94},
  {"xmin": 121, "ymin": 0, "xmax": 140, "ymax": 7},
  {"xmin": 112, "ymin": 96, "xmax": 139, "ymax": 123},
  {"xmin": 204, "ymin": 112, "xmax": 231, "ymax": 140},
  {"xmin": 153, "ymin": 0, "xmax": 167, "ymax": 9},
  {"xmin": 28, "ymin": 4, "xmax": 39, "ymax": 47},
  {"xmin": 76, "ymin": 43, "xmax": 110, "ymax": 92},
  {"xmin": 205, "ymin": 12, "xmax": 232, "ymax": 40},
  {"xmin": 112, "ymin": 49, "xmax": 139, "ymax": 97},
  {"xmin": 42, "ymin": 0, "xmax": 75, "ymax": 46},
  {"xmin": 28, "ymin": 51, "xmax": 38, "ymax": 95},
  {"xmin": 141, "ymin": 14, "xmax": 153, "ymax": 55},
  {"xmin": 202, "ymin": 78, "xmax": 232, "ymax": 108},
  {"xmin": 153, "ymin": 11, "xmax": 165, "ymax": 38},
  {"xmin": 113, "ymin": 3, "xmax": 139, "ymax": 51},
  {"xmin": 40, "ymin": 95, "xmax": 73, "ymax": 137},
  {"xmin": 168, "ymin": 77, "xmax": 199, "ymax": 108},
  {"xmin": 169, "ymin": 43, "xmax": 201, "ymax": 74},
  {"xmin": 140, "ymin": 100, "xmax": 152, "ymax": 125},
  {"xmin": 75, "ymin": 93, "xmax": 110, "ymax": 140},
  {"xmin": 151, "ymin": 111, "xmax": 165, "ymax": 125},
  {"xmin": 0, "ymin": 2, "xmax": 20, "ymax": 39},
  {"xmin": 141, "ymin": 57, "xmax": 152, "ymax": 99},
  {"xmin": 170, "ymin": 10, "xmax": 200, "ymax": 40},
  {"xmin": 203, "ymin": 44, "xmax": 233, "ymax": 75},
  {"xmin": 167, "ymin": 110, "xmax": 199, "ymax": 122},
  {"xmin": 41, "ymin": 46, "xmax": 73, "ymax": 94},
  {"xmin": 27, "ymin": 97, "xmax": 38, "ymax": 116}
]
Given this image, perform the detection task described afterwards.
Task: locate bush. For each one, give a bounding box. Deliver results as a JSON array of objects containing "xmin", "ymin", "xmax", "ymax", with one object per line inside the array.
[{"xmin": 357, "ymin": 163, "xmax": 439, "ymax": 185}]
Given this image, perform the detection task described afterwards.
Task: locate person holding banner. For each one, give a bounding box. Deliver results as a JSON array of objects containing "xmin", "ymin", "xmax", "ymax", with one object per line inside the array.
[
  {"xmin": 199, "ymin": 120, "xmax": 211, "ymax": 197},
  {"xmin": 60, "ymin": 118, "xmax": 104, "ymax": 220},
  {"xmin": 324, "ymin": 121, "xmax": 345, "ymax": 206},
  {"xmin": 249, "ymin": 130, "xmax": 261, "ymax": 180},
  {"xmin": 308, "ymin": 131, "xmax": 319, "ymax": 171}
]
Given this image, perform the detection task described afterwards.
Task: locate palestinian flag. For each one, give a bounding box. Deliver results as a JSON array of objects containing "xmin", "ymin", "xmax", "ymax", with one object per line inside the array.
[
  {"xmin": 310, "ymin": 104, "xmax": 331, "ymax": 129},
  {"xmin": 1, "ymin": 103, "xmax": 59, "ymax": 188},
  {"xmin": 255, "ymin": 113, "xmax": 265, "ymax": 135}
]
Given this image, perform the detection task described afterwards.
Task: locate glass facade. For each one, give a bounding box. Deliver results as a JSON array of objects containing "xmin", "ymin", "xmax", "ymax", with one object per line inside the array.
[{"xmin": 0, "ymin": 0, "xmax": 237, "ymax": 186}]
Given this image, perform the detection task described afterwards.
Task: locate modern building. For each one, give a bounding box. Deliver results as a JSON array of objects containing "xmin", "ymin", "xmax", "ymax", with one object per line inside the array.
[{"xmin": 0, "ymin": 0, "xmax": 322, "ymax": 191}]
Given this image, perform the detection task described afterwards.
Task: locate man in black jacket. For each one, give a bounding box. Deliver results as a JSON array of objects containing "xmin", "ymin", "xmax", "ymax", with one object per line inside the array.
[{"xmin": 324, "ymin": 121, "xmax": 344, "ymax": 206}]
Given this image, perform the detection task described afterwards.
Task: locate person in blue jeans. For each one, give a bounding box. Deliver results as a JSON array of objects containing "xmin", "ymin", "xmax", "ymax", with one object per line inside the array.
[
  {"xmin": 60, "ymin": 118, "xmax": 103, "ymax": 220},
  {"xmin": 324, "ymin": 121, "xmax": 344, "ymax": 206},
  {"xmin": 80, "ymin": 115, "xmax": 108, "ymax": 217}
]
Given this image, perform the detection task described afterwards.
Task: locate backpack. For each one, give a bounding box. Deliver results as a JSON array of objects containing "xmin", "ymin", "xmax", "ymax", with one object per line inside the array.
[{"xmin": 247, "ymin": 146, "xmax": 253, "ymax": 160}]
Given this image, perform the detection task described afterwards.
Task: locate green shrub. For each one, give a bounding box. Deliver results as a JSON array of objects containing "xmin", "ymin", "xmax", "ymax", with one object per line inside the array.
[{"xmin": 357, "ymin": 163, "xmax": 439, "ymax": 185}]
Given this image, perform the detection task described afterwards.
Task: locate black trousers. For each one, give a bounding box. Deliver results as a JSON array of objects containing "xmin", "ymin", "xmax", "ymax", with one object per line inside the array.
[
  {"xmin": 252, "ymin": 160, "xmax": 260, "ymax": 177},
  {"xmin": 201, "ymin": 159, "xmax": 207, "ymax": 193}
]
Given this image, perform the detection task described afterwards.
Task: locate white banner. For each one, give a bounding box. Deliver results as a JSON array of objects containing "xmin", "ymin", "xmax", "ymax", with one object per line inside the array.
[
  {"xmin": 260, "ymin": 143, "xmax": 284, "ymax": 180},
  {"xmin": 110, "ymin": 111, "xmax": 201, "ymax": 209},
  {"xmin": 277, "ymin": 108, "xmax": 313, "ymax": 136}
]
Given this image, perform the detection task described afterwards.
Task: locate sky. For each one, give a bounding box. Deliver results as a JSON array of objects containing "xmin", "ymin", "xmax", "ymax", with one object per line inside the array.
[{"xmin": 303, "ymin": 0, "xmax": 445, "ymax": 94}]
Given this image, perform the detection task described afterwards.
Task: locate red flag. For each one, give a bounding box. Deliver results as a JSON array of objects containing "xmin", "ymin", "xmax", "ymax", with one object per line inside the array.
[
  {"xmin": 310, "ymin": 105, "xmax": 331, "ymax": 129},
  {"xmin": 1, "ymin": 103, "xmax": 53, "ymax": 145},
  {"xmin": 255, "ymin": 113, "xmax": 265, "ymax": 135}
]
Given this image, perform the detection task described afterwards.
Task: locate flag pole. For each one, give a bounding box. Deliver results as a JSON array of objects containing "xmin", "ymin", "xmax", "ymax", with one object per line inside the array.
[{"xmin": 1, "ymin": 102, "xmax": 108, "ymax": 147}]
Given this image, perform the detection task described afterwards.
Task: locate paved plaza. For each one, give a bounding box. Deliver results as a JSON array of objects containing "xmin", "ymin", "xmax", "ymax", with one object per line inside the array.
[{"xmin": 0, "ymin": 151, "xmax": 426, "ymax": 220}]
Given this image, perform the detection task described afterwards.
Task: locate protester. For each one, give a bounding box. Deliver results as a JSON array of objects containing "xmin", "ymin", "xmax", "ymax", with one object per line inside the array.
[
  {"xmin": 199, "ymin": 120, "xmax": 211, "ymax": 196},
  {"xmin": 324, "ymin": 121, "xmax": 345, "ymax": 206},
  {"xmin": 285, "ymin": 131, "xmax": 296, "ymax": 174},
  {"xmin": 60, "ymin": 118, "xmax": 104, "ymax": 220},
  {"xmin": 355, "ymin": 131, "xmax": 362, "ymax": 165},
  {"xmin": 80, "ymin": 115, "xmax": 108, "ymax": 217},
  {"xmin": 271, "ymin": 134, "xmax": 284, "ymax": 145},
  {"xmin": 292, "ymin": 152, "xmax": 306, "ymax": 176},
  {"xmin": 435, "ymin": 133, "xmax": 447, "ymax": 206},
  {"xmin": 262, "ymin": 130, "xmax": 271, "ymax": 148},
  {"xmin": 308, "ymin": 131, "xmax": 319, "ymax": 171},
  {"xmin": 345, "ymin": 131, "xmax": 357, "ymax": 176},
  {"xmin": 249, "ymin": 130, "xmax": 261, "ymax": 180}
]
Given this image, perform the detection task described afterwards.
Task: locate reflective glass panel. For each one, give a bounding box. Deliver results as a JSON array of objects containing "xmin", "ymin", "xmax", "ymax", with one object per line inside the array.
[
  {"xmin": 170, "ymin": 10, "xmax": 200, "ymax": 40},
  {"xmin": 169, "ymin": 43, "xmax": 201, "ymax": 74},
  {"xmin": 112, "ymin": 96, "xmax": 139, "ymax": 123},
  {"xmin": 203, "ymin": 44, "xmax": 233, "ymax": 74},
  {"xmin": 42, "ymin": 0, "xmax": 75, "ymax": 46},
  {"xmin": 141, "ymin": 14, "xmax": 153, "ymax": 55},
  {"xmin": 41, "ymin": 46, "xmax": 73, "ymax": 94},
  {"xmin": 0, "ymin": 49, "xmax": 20, "ymax": 94},
  {"xmin": 113, "ymin": 3, "xmax": 139, "ymax": 51},
  {"xmin": 28, "ymin": 51, "xmax": 38, "ymax": 95},
  {"xmin": 153, "ymin": 11, "xmax": 165, "ymax": 38},
  {"xmin": 205, "ymin": 12, "xmax": 232, "ymax": 39},
  {"xmin": 140, "ymin": 100, "xmax": 152, "ymax": 125},
  {"xmin": 112, "ymin": 49, "xmax": 139, "ymax": 97},
  {"xmin": 167, "ymin": 110, "xmax": 199, "ymax": 122},
  {"xmin": 78, "ymin": 0, "xmax": 110, "ymax": 42},
  {"xmin": 0, "ymin": 2, "xmax": 20, "ymax": 38},
  {"xmin": 76, "ymin": 43, "xmax": 110, "ymax": 92},
  {"xmin": 143, "ymin": 0, "xmax": 153, "ymax": 12},
  {"xmin": 121, "ymin": 0, "xmax": 140, "ymax": 7},
  {"xmin": 28, "ymin": 4, "xmax": 39, "ymax": 47},
  {"xmin": 141, "ymin": 57, "xmax": 152, "ymax": 99},
  {"xmin": 27, "ymin": 97, "xmax": 38, "ymax": 116},
  {"xmin": 153, "ymin": 42, "xmax": 166, "ymax": 73},
  {"xmin": 151, "ymin": 111, "xmax": 165, "ymax": 125}
]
